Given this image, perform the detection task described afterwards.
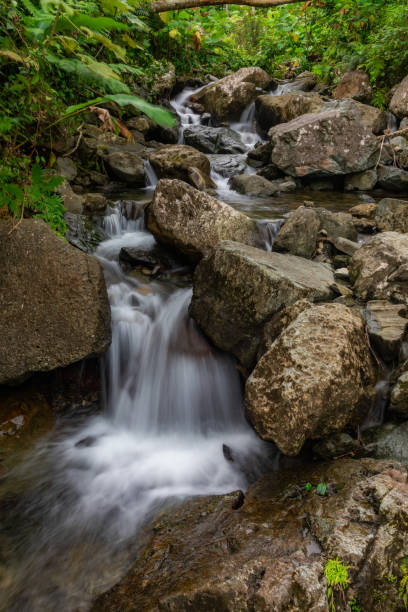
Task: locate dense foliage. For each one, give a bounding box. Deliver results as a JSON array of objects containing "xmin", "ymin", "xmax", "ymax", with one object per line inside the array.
[{"xmin": 1, "ymin": 0, "xmax": 408, "ymax": 233}]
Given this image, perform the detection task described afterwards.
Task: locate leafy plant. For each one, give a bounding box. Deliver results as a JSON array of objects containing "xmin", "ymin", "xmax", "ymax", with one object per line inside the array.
[
  {"xmin": 348, "ymin": 597, "xmax": 362, "ymax": 612},
  {"xmin": 316, "ymin": 482, "xmax": 328, "ymax": 496},
  {"xmin": 325, "ymin": 557, "xmax": 350, "ymax": 612},
  {"xmin": 399, "ymin": 565, "xmax": 408, "ymax": 610}
]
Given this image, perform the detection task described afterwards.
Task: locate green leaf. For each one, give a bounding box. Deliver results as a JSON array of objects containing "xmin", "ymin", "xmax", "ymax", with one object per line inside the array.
[
  {"xmin": 316, "ymin": 483, "xmax": 327, "ymax": 496},
  {"xmin": 305, "ymin": 482, "xmax": 313, "ymax": 492},
  {"xmin": 104, "ymin": 94, "xmax": 177, "ymax": 127}
]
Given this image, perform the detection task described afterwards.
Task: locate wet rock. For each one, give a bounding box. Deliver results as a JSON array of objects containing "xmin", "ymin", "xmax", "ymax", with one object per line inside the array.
[
  {"xmin": 269, "ymin": 109, "xmax": 379, "ymax": 178},
  {"xmin": 333, "ymin": 70, "xmax": 373, "ymax": 103},
  {"xmin": 190, "ymin": 241, "xmax": 336, "ymax": 368},
  {"xmin": 390, "ymin": 361, "xmax": 408, "ymax": 416},
  {"xmin": 390, "ymin": 75, "xmax": 408, "ymax": 119},
  {"xmin": 64, "ymin": 212, "xmax": 108, "ymax": 253},
  {"xmin": 207, "ymin": 154, "xmax": 246, "ymax": 178},
  {"xmin": 256, "ymin": 164, "xmax": 285, "ymax": 181},
  {"xmin": 364, "ymin": 300, "xmax": 408, "ymax": 362},
  {"xmin": 146, "ymin": 180, "xmax": 260, "ymax": 263},
  {"xmin": 56, "ymin": 156, "xmax": 77, "ymax": 182},
  {"xmin": 183, "ymin": 126, "xmax": 246, "ymax": 154},
  {"xmin": 323, "ymin": 98, "xmax": 388, "ymax": 135},
  {"xmin": 187, "ymin": 166, "xmax": 216, "ymax": 191},
  {"xmin": 149, "ymin": 145, "xmax": 213, "ymax": 189},
  {"xmin": 349, "ymin": 202, "xmax": 377, "ymax": 218},
  {"xmin": 229, "ymin": 174, "xmax": 279, "ymax": 196},
  {"xmin": 344, "ymin": 169, "xmax": 377, "ymax": 191},
  {"xmin": 358, "ymin": 193, "xmax": 376, "ymax": 203},
  {"xmin": 353, "ymin": 217, "xmax": 377, "ymax": 234},
  {"xmin": 350, "ymin": 232, "xmax": 408, "ymax": 304},
  {"xmin": 376, "ymin": 197, "xmax": 408, "ymax": 232},
  {"xmin": 56, "ymin": 179, "xmax": 84, "ymax": 214},
  {"xmin": 313, "ymin": 433, "xmax": 360, "ymax": 460},
  {"xmin": 83, "ymin": 193, "xmax": 108, "ymax": 215},
  {"xmin": 247, "ymin": 142, "xmax": 272, "ymax": 168},
  {"xmin": 309, "ymin": 178, "xmax": 336, "ymax": 191},
  {"xmin": 377, "ymin": 166, "xmax": 408, "ymax": 192},
  {"xmin": 92, "ymin": 458, "xmax": 408, "ymax": 612},
  {"xmin": 245, "ymin": 303, "xmax": 376, "ymax": 455},
  {"xmin": 274, "ymin": 206, "xmax": 357, "ymax": 259},
  {"xmin": 334, "ymin": 268, "xmax": 349, "ymax": 281},
  {"xmin": 0, "ymin": 219, "xmax": 111, "ymax": 384},
  {"xmin": 119, "ymin": 244, "xmax": 182, "ymax": 272},
  {"xmin": 255, "ymin": 92, "xmax": 323, "ymax": 133},
  {"xmin": 370, "ymin": 422, "xmax": 408, "ymax": 465},
  {"xmin": 126, "ymin": 116, "xmax": 151, "ymax": 134},
  {"xmin": 0, "ymin": 389, "xmax": 55, "ymax": 467},
  {"xmin": 106, "ymin": 151, "xmax": 145, "ymax": 185},
  {"xmin": 190, "ymin": 67, "xmax": 272, "ymax": 121},
  {"xmin": 331, "ymin": 236, "xmax": 361, "ymax": 256}
]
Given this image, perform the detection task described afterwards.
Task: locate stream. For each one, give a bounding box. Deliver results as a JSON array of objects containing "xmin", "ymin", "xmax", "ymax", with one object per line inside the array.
[{"xmin": 0, "ymin": 83, "xmax": 382, "ymax": 611}]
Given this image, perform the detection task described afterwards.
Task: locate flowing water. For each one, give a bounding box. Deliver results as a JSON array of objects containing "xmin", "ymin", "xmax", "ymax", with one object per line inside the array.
[{"xmin": 0, "ymin": 81, "xmax": 381, "ymax": 611}]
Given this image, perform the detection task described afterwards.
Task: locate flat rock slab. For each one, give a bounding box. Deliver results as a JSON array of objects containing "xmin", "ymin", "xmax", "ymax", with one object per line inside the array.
[
  {"xmin": 245, "ymin": 303, "xmax": 376, "ymax": 455},
  {"xmin": 364, "ymin": 300, "xmax": 408, "ymax": 362},
  {"xmin": 0, "ymin": 220, "xmax": 111, "ymax": 385},
  {"xmin": 190, "ymin": 241, "xmax": 336, "ymax": 368}
]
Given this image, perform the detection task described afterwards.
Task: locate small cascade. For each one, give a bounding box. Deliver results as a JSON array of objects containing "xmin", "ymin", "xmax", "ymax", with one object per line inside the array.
[
  {"xmin": 144, "ymin": 160, "xmax": 158, "ymax": 188},
  {"xmin": 257, "ymin": 219, "xmax": 285, "ymax": 251},
  {"xmin": 362, "ymin": 373, "xmax": 390, "ymax": 431},
  {"xmin": 387, "ymin": 112, "xmax": 399, "ymax": 133},
  {"xmin": 170, "ymin": 86, "xmax": 205, "ymax": 143},
  {"xmin": 230, "ymin": 102, "xmax": 262, "ymax": 149}
]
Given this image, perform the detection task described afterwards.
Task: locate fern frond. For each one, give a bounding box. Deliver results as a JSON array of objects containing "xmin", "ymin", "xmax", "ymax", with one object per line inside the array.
[
  {"xmin": 46, "ymin": 52, "xmax": 130, "ymax": 93},
  {"xmin": 20, "ymin": 0, "xmax": 39, "ymax": 16},
  {"xmin": 108, "ymin": 63, "xmax": 144, "ymax": 76},
  {"xmin": 80, "ymin": 28, "xmax": 127, "ymax": 60}
]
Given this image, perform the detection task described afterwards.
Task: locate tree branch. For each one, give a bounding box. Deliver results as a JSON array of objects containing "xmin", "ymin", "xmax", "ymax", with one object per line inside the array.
[{"xmin": 150, "ymin": 0, "xmax": 303, "ymax": 13}]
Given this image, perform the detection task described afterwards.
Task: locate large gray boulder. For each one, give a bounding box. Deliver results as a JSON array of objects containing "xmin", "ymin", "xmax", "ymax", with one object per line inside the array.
[
  {"xmin": 149, "ymin": 144, "xmax": 214, "ymax": 190},
  {"xmin": 245, "ymin": 303, "xmax": 376, "ymax": 455},
  {"xmin": 207, "ymin": 154, "xmax": 247, "ymax": 178},
  {"xmin": 274, "ymin": 206, "xmax": 357, "ymax": 259},
  {"xmin": 333, "ymin": 70, "xmax": 373, "ymax": 103},
  {"xmin": 106, "ymin": 151, "xmax": 145, "ymax": 185},
  {"xmin": 323, "ymin": 98, "xmax": 388, "ymax": 135},
  {"xmin": 255, "ymin": 92, "xmax": 323, "ymax": 133},
  {"xmin": 190, "ymin": 67, "xmax": 272, "ymax": 121},
  {"xmin": 190, "ymin": 241, "xmax": 336, "ymax": 368},
  {"xmin": 269, "ymin": 109, "xmax": 379, "ymax": 177},
  {"xmin": 350, "ymin": 232, "xmax": 408, "ymax": 304},
  {"xmin": 0, "ymin": 220, "xmax": 111, "ymax": 385},
  {"xmin": 376, "ymin": 197, "xmax": 408, "ymax": 232},
  {"xmin": 390, "ymin": 75, "xmax": 408, "ymax": 119},
  {"xmin": 146, "ymin": 180, "xmax": 261, "ymax": 263},
  {"xmin": 183, "ymin": 126, "xmax": 246, "ymax": 154},
  {"xmin": 377, "ymin": 166, "xmax": 408, "ymax": 192}
]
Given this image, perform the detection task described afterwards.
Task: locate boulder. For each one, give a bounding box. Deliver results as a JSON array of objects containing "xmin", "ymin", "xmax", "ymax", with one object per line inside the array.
[
  {"xmin": 376, "ymin": 197, "xmax": 408, "ymax": 232},
  {"xmin": 349, "ymin": 202, "xmax": 377, "ymax": 219},
  {"xmin": 92, "ymin": 458, "xmax": 408, "ymax": 612},
  {"xmin": 56, "ymin": 179, "xmax": 84, "ymax": 214},
  {"xmin": 149, "ymin": 145, "xmax": 213, "ymax": 190},
  {"xmin": 207, "ymin": 154, "xmax": 247, "ymax": 178},
  {"xmin": 56, "ymin": 156, "xmax": 77, "ymax": 182},
  {"xmin": 377, "ymin": 166, "xmax": 408, "ymax": 192},
  {"xmin": 256, "ymin": 164, "xmax": 285, "ymax": 181},
  {"xmin": 229, "ymin": 174, "xmax": 295, "ymax": 197},
  {"xmin": 146, "ymin": 180, "xmax": 261, "ymax": 263},
  {"xmin": 269, "ymin": 109, "xmax": 379, "ymax": 178},
  {"xmin": 83, "ymin": 193, "xmax": 108, "ymax": 215},
  {"xmin": 274, "ymin": 206, "xmax": 357, "ymax": 259},
  {"xmin": 0, "ymin": 220, "xmax": 111, "ymax": 385},
  {"xmin": 245, "ymin": 303, "xmax": 376, "ymax": 455},
  {"xmin": 183, "ymin": 126, "xmax": 246, "ymax": 154},
  {"xmin": 190, "ymin": 67, "xmax": 273, "ymax": 121},
  {"xmin": 390, "ymin": 75, "xmax": 408, "ymax": 119},
  {"xmin": 363, "ymin": 300, "xmax": 408, "ymax": 362},
  {"xmin": 370, "ymin": 422, "xmax": 408, "ymax": 465},
  {"xmin": 333, "ymin": 70, "xmax": 373, "ymax": 103},
  {"xmin": 331, "ymin": 235, "xmax": 361, "ymax": 256},
  {"xmin": 255, "ymin": 92, "xmax": 323, "ymax": 133},
  {"xmin": 323, "ymin": 98, "xmax": 388, "ymax": 135},
  {"xmin": 247, "ymin": 142, "xmax": 272, "ymax": 168},
  {"xmin": 350, "ymin": 232, "xmax": 408, "ymax": 304},
  {"xmin": 390, "ymin": 362, "xmax": 408, "ymax": 416},
  {"xmin": 106, "ymin": 151, "xmax": 145, "ymax": 185},
  {"xmin": 64, "ymin": 212, "xmax": 108, "ymax": 253},
  {"xmin": 190, "ymin": 241, "xmax": 336, "ymax": 368},
  {"xmin": 344, "ymin": 169, "xmax": 377, "ymax": 191}
]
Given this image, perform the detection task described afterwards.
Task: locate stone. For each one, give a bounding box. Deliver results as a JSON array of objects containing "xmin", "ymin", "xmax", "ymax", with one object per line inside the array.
[
  {"xmin": 313, "ymin": 433, "xmax": 360, "ymax": 460},
  {"xmin": 190, "ymin": 241, "xmax": 336, "ymax": 368},
  {"xmin": 334, "ymin": 267, "xmax": 349, "ymax": 281},
  {"xmin": 377, "ymin": 166, "xmax": 408, "ymax": 192},
  {"xmin": 323, "ymin": 98, "xmax": 388, "ymax": 135},
  {"xmin": 309, "ymin": 178, "xmax": 336, "ymax": 191},
  {"xmin": 390, "ymin": 75, "xmax": 408, "ymax": 119},
  {"xmin": 376, "ymin": 197, "xmax": 408, "ymax": 232},
  {"xmin": 269, "ymin": 109, "xmax": 379, "ymax": 178},
  {"xmin": 0, "ymin": 219, "xmax": 111, "ymax": 385},
  {"xmin": 274, "ymin": 206, "xmax": 357, "ymax": 259},
  {"xmin": 56, "ymin": 179, "xmax": 84, "ymax": 214},
  {"xmin": 83, "ymin": 193, "xmax": 108, "ymax": 215},
  {"xmin": 245, "ymin": 303, "xmax": 376, "ymax": 455},
  {"xmin": 183, "ymin": 126, "xmax": 246, "ymax": 154},
  {"xmin": 92, "ymin": 458, "xmax": 408, "ymax": 612},
  {"xmin": 353, "ymin": 217, "xmax": 377, "ymax": 234},
  {"xmin": 187, "ymin": 166, "xmax": 216, "ymax": 191},
  {"xmin": 190, "ymin": 67, "xmax": 272, "ymax": 121},
  {"xmin": 126, "ymin": 116, "xmax": 151, "ymax": 134},
  {"xmin": 119, "ymin": 244, "xmax": 181, "ymax": 272},
  {"xmin": 256, "ymin": 164, "xmax": 284, "ymax": 181},
  {"xmin": 371, "ymin": 422, "xmax": 408, "ymax": 465},
  {"xmin": 344, "ymin": 168, "xmax": 377, "ymax": 191},
  {"xmin": 146, "ymin": 180, "xmax": 261, "ymax": 263},
  {"xmin": 56, "ymin": 156, "xmax": 77, "ymax": 182},
  {"xmin": 64, "ymin": 212, "xmax": 108, "ymax": 253},
  {"xmin": 229, "ymin": 174, "xmax": 279, "ymax": 196},
  {"xmin": 332, "ymin": 236, "xmax": 361, "ymax": 256},
  {"xmin": 350, "ymin": 232, "xmax": 408, "ymax": 304},
  {"xmin": 149, "ymin": 145, "xmax": 213, "ymax": 189},
  {"xmin": 255, "ymin": 92, "xmax": 323, "ymax": 133},
  {"xmin": 364, "ymin": 300, "xmax": 408, "ymax": 362},
  {"xmin": 207, "ymin": 154, "xmax": 246, "ymax": 178},
  {"xmin": 333, "ymin": 70, "xmax": 373, "ymax": 103},
  {"xmin": 247, "ymin": 142, "xmax": 272, "ymax": 168},
  {"xmin": 106, "ymin": 151, "xmax": 145, "ymax": 185},
  {"xmin": 349, "ymin": 202, "xmax": 377, "ymax": 219},
  {"xmin": 390, "ymin": 360, "xmax": 408, "ymax": 416}
]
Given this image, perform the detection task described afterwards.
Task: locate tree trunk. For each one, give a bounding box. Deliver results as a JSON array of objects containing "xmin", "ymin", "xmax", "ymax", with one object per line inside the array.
[{"xmin": 151, "ymin": 0, "xmax": 303, "ymax": 13}]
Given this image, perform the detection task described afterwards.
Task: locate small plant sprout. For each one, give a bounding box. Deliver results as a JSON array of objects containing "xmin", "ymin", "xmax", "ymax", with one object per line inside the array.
[
  {"xmin": 316, "ymin": 482, "xmax": 328, "ymax": 496},
  {"xmin": 324, "ymin": 557, "xmax": 350, "ymax": 612},
  {"xmin": 399, "ymin": 564, "xmax": 408, "ymax": 609}
]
